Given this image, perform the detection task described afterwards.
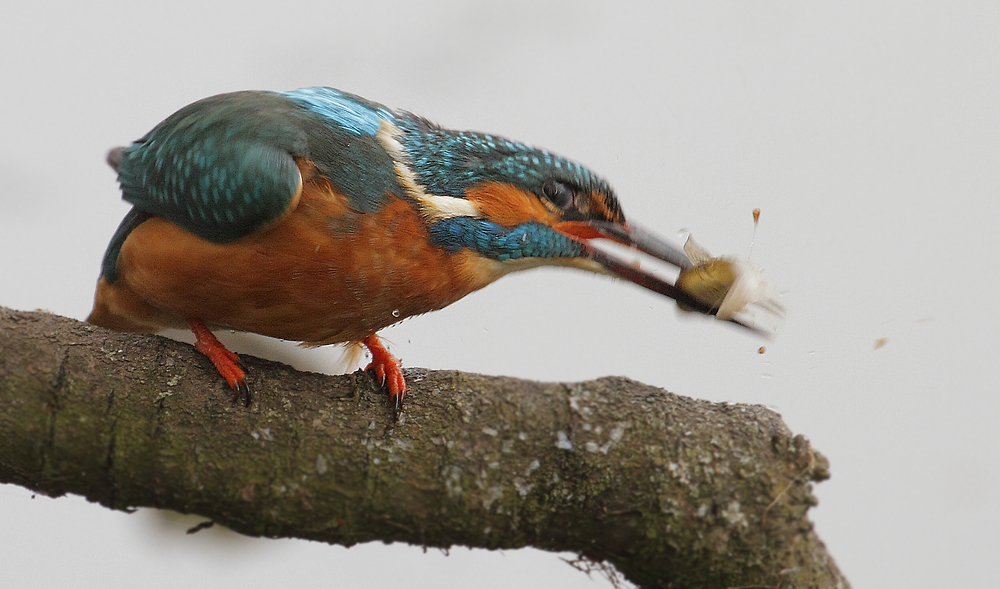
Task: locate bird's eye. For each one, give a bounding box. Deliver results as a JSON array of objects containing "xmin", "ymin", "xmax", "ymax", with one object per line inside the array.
[{"xmin": 540, "ymin": 179, "xmax": 575, "ymax": 209}]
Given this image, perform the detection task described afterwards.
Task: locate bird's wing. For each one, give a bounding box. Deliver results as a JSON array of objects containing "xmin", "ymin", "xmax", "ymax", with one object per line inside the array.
[{"xmin": 114, "ymin": 91, "xmax": 311, "ymax": 243}]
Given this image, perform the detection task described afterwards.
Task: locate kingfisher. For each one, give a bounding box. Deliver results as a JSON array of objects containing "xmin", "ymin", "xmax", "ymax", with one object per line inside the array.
[{"xmin": 88, "ymin": 87, "xmax": 776, "ymax": 410}]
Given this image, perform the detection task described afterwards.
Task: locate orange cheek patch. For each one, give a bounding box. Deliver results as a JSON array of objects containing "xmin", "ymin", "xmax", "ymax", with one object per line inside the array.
[{"xmin": 464, "ymin": 181, "xmax": 559, "ymax": 227}]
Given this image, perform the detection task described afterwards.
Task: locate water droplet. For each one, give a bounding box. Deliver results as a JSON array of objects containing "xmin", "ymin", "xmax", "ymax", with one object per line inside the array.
[{"xmin": 391, "ymin": 309, "xmax": 400, "ymax": 318}]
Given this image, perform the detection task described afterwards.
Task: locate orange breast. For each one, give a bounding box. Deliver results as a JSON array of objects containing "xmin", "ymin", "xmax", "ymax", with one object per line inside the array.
[{"xmin": 103, "ymin": 172, "xmax": 502, "ymax": 344}]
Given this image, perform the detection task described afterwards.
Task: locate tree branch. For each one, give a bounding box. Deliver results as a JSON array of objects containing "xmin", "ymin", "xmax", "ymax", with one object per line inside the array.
[{"xmin": 0, "ymin": 307, "xmax": 848, "ymax": 588}]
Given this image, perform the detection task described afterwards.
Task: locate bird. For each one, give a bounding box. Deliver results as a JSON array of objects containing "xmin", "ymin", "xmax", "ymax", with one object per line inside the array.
[{"xmin": 88, "ymin": 87, "xmax": 770, "ymax": 410}]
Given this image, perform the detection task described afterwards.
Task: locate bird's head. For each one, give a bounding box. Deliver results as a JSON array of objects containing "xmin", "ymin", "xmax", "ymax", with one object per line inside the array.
[{"xmin": 379, "ymin": 114, "xmax": 776, "ymax": 333}]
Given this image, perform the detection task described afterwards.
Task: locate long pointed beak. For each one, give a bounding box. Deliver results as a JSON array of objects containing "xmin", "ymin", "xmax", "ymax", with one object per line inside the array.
[
  {"xmin": 555, "ymin": 221, "xmax": 692, "ymax": 269},
  {"xmin": 589, "ymin": 221, "xmax": 695, "ymax": 271},
  {"xmin": 554, "ymin": 220, "xmax": 774, "ymax": 336}
]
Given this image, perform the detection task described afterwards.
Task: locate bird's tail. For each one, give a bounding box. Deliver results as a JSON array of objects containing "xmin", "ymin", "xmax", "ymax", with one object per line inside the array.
[{"xmin": 106, "ymin": 146, "xmax": 126, "ymax": 172}]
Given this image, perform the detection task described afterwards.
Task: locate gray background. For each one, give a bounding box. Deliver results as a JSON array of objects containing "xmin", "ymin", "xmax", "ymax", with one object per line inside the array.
[{"xmin": 2, "ymin": 1, "xmax": 998, "ymax": 587}]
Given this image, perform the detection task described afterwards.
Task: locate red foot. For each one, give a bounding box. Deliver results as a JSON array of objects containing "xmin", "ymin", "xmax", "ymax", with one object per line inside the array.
[
  {"xmin": 187, "ymin": 319, "xmax": 251, "ymax": 406},
  {"xmin": 362, "ymin": 333, "xmax": 406, "ymax": 410}
]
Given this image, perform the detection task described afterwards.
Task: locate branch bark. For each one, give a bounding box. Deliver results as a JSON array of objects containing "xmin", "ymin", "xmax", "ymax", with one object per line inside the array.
[{"xmin": 0, "ymin": 307, "xmax": 848, "ymax": 588}]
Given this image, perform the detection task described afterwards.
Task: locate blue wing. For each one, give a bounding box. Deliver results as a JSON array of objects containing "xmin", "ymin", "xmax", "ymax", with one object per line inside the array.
[{"xmin": 116, "ymin": 91, "xmax": 308, "ymax": 243}]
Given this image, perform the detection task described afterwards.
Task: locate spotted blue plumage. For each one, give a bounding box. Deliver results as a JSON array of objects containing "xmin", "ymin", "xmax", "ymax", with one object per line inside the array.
[
  {"xmin": 395, "ymin": 116, "xmax": 616, "ymax": 205},
  {"xmin": 427, "ymin": 218, "xmax": 583, "ymax": 261},
  {"xmin": 115, "ymin": 91, "xmax": 311, "ymax": 244},
  {"xmin": 114, "ymin": 89, "xmax": 402, "ymax": 245}
]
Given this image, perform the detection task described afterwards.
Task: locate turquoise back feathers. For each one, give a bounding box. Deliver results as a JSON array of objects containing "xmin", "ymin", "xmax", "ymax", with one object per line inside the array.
[{"xmin": 116, "ymin": 89, "xmax": 401, "ymax": 244}]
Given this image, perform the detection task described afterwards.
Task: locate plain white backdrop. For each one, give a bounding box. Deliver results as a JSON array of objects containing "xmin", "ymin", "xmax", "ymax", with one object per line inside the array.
[{"xmin": 2, "ymin": 1, "xmax": 998, "ymax": 587}]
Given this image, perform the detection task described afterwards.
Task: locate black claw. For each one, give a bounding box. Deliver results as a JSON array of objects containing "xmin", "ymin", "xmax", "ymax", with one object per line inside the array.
[
  {"xmin": 230, "ymin": 380, "xmax": 252, "ymax": 407},
  {"xmin": 365, "ymin": 369, "xmax": 403, "ymax": 419},
  {"xmin": 242, "ymin": 380, "xmax": 252, "ymax": 407}
]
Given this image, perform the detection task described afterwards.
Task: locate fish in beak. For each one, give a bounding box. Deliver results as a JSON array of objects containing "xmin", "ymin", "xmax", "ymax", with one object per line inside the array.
[{"xmin": 555, "ymin": 220, "xmax": 785, "ymax": 337}]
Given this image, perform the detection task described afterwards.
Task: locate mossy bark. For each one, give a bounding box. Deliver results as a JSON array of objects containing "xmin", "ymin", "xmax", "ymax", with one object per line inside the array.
[{"xmin": 0, "ymin": 307, "xmax": 848, "ymax": 588}]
